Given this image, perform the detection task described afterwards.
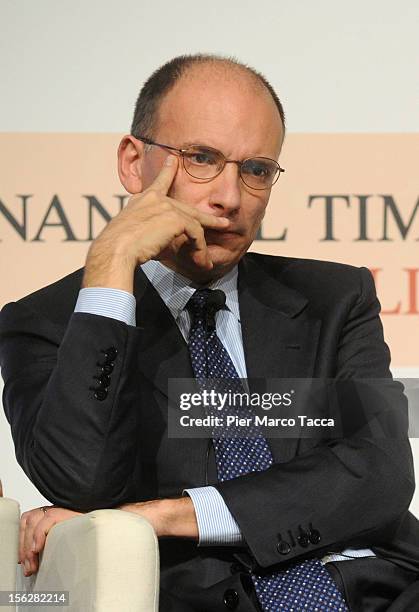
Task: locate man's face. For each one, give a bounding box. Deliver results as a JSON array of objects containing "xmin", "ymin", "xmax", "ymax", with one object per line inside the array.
[{"xmin": 139, "ymin": 68, "xmax": 284, "ymax": 279}]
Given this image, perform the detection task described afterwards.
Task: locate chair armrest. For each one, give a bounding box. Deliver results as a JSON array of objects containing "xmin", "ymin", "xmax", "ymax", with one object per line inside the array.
[
  {"xmin": 23, "ymin": 509, "xmax": 159, "ymax": 612},
  {"xmin": 0, "ymin": 498, "xmax": 20, "ymax": 595}
]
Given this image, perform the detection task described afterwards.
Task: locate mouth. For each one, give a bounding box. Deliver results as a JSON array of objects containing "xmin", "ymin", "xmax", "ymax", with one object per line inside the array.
[
  {"xmin": 206, "ymin": 226, "xmax": 241, "ymax": 235},
  {"xmin": 205, "ymin": 229, "xmax": 240, "ymax": 243}
]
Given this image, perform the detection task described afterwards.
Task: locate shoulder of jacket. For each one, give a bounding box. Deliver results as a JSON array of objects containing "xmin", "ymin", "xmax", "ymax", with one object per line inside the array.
[
  {"xmin": 244, "ymin": 252, "xmax": 363, "ymax": 280},
  {"xmin": 6, "ymin": 267, "xmax": 85, "ymax": 327}
]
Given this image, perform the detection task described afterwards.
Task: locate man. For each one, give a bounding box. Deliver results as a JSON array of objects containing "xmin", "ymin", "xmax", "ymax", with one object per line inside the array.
[{"xmin": 1, "ymin": 54, "xmax": 418, "ymax": 611}]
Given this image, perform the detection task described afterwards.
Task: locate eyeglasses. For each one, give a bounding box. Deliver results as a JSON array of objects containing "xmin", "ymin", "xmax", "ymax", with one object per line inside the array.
[{"xmin": 136, "ymin": 136, "xmax": 285, "ymax": 190}]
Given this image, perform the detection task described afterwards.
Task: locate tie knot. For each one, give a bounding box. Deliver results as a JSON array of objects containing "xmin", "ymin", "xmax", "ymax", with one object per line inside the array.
[{"xmin": 186, "ymin": 288, "xmax": 226, "ymax": 323}]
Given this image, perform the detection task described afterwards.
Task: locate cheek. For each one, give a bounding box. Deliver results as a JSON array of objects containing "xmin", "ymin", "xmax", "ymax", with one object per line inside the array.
[
  {"xmin": 167, "ymin": 173, "xmax": 211, "ymax": 206},
  {"xmin": 246, "ymin": 201, "xmax": 268, "ymax": 232}
]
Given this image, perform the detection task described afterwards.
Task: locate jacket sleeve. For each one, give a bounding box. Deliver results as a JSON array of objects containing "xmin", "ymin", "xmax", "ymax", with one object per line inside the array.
[
  {"xmin": 0, "ymin": 301, "xmax": 143, "ymax": 511},
  {"xmin": 213, "ymin": 267, "xmax": 415, "ymax": 569}
]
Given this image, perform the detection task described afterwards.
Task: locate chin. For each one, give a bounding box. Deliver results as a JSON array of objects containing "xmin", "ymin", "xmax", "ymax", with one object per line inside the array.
[{"xmin": 206, "ymin": 244, "xmax": 240, "ymax": 271}]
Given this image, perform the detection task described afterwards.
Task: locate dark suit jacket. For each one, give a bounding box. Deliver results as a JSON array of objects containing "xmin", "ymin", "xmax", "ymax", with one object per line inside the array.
[{"xmin": 1, "ymin": 253, "xmax": 418, "ymax": 611}]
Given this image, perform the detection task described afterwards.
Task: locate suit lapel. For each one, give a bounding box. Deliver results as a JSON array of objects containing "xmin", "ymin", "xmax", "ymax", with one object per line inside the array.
[{"xmin": 238, "ymin": 255, "xmax": 322, "ymax": 462}]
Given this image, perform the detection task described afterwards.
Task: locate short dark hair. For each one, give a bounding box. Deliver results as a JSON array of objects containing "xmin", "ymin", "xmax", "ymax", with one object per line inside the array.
[{"xmin": 130, "ymin": 53, "xmax": 285, "ymax": 141}]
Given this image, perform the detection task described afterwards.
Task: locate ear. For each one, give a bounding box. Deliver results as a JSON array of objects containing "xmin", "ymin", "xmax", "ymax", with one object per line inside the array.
[{"xmin": 117, "ymin": 135, "xmax": 145, "ymax": 194}]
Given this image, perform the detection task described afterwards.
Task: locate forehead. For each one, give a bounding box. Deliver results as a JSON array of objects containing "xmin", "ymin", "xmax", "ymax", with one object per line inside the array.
[{"xmin": 155, "ymin": 67, "xmax": 284, "ymax": 158}]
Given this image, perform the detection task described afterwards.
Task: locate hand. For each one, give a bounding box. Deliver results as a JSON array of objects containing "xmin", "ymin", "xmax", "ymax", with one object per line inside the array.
[
  {"xmin": 19, "ymin": 506, "xmax": 83, "ymax": 576},
  {"xmin": 82, "ymin": 154, "xmax": 230, "ymax": 292},
  {"xmin": 118, "ymin": 497, "xmax": 198, "ymax": 540}
]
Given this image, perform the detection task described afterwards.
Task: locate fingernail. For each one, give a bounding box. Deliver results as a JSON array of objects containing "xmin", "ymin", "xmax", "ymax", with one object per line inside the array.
[
  {"xmin": 218, "ymin": 217, "xmax": 229, "ymax": 224},
  {"xmin": 31, "ymin": 539, "xmax": 37, "ymax": 552},
  {"xmin": 165, "ymin": 155, "xmax": 174, "ymax": 166},
  {"xmin": 24, "ymin": 560, "xmax": 31, "ymax": 572}
]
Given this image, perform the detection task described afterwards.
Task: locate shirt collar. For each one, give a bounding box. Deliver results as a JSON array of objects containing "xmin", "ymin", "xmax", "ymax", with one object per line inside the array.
[{"xmin": 140, "ymin": 260, "xmax": 240, "ymax": 322}]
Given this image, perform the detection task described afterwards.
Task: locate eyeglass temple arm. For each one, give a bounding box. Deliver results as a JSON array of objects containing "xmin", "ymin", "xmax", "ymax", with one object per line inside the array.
[{"xmin": 136, "ymin": 136, "xmax": 183, "ymax": 155}]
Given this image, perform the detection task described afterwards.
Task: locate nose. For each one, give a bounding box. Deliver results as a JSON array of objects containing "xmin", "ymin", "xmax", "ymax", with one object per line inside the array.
[{"xmin": 209, "ymin": 161, "xmax": 242, "ymax": 215}]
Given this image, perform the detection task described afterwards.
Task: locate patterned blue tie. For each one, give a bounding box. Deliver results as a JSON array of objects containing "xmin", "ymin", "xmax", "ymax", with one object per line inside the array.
[{"xmin": 186, "ymin": 288, "xmax": 349, "ymax": 612}]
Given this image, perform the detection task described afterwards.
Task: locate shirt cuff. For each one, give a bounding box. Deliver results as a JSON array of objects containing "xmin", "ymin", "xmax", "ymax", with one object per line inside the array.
[
  {"xmin": 74, "ymin": 288, "xmax": 136, "ymax": 326},
  {"xmin": 320, "ymin": 548, "xmax": 376, "ymax": 564},
  {"xmin": 183, "ymin": 486, "xmax": 244, "ymax": 546}
]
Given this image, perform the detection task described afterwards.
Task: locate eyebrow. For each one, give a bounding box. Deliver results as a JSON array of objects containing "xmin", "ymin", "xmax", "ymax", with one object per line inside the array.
[
  {"xmin": 181, "ymin": 141, "xmax": 214, "ymax": 149},
  {"xmin": 180, "ymin": 141, "xmax": 277, "ymax": 160}
]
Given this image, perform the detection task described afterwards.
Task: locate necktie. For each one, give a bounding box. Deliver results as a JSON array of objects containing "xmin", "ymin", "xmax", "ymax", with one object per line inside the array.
[{"xmin": 186, "ymin": 288, "xmax": 348, "ymax": 612}]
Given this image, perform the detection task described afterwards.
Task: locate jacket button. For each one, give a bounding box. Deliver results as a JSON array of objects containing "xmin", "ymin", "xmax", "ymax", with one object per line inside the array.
[
  {"xmin": 223, "ymin": 589, "xmax": 239, "ymax": 609},
  {"xmin": 277, "ymin": 539, "xmax": 291, "ymax": 555},
  {"xmin": 94, "ymin": 388, "xmax": 107, "ymax": 401}
]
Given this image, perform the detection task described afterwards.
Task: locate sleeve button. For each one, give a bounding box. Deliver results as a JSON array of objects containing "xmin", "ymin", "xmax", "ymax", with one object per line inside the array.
[
  {"xmin": 103, "ymin": 347, "xmax": 117, "ymax": 361},
  {"xmin": 277, "ymin": 539, "xmax": 291, "ymax": 555},
  {"xmin": 101, "ymin": 363, "xmax": 114, "ymax": 374},
  {"xmin": 309, "ymin": 523, "xmax": 321, "ymax": 544},
  {"xmin": 94, "ymin": 374, "xmax": 111, "ymax": 388},
  {"xmin": 297, "ymin": 526, "xmax": 310, "ymax": 548},
  {"xmin": 94, "ymin": 388, "xmax": 108, "ymax": 401}
]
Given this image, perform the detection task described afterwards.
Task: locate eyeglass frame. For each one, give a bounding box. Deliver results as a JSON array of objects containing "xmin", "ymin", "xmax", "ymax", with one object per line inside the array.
[{"xmin": 135, "ymin": 135, "xmax": 285, "ymax": 190}]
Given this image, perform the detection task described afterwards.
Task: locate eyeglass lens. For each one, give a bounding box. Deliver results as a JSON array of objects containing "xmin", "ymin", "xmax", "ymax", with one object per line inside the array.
[{"xmin": 182, "ymin": 146, "xmax": 280, "ymax": 189}]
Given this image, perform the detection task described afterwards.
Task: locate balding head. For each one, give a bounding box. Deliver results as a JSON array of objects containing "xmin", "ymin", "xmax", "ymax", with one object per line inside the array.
[{"xmin": 130, "ymin": 53, "xmax": 285, "ymax": 145}]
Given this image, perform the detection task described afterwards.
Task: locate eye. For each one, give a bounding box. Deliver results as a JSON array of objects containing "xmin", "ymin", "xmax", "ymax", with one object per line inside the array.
[
  {"xmin": 242, "ymin": 160, "xmax": 273, "ymax": 178},
  {"xmin": 186, "ymin": 149, "xmax": 219, "ymax": 166}
]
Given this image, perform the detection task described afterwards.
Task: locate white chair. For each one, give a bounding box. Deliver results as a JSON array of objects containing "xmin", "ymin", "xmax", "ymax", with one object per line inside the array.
[
  {"xmin": 0, "ymin": 488, "xmax": 20, "ymax": 612},
  {"xmin": 0, "ymin": 489, "xmax": 159, "ymax": 612}
]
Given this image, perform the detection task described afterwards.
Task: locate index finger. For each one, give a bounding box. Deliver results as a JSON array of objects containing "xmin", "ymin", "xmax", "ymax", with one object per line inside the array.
[
  {"xmin": 19, "ymin": 515, "xmax": 28, "ymax": 563},
  {"xmin": 148, "ymin": 154, "xmax": 179, "ymax": 195}
]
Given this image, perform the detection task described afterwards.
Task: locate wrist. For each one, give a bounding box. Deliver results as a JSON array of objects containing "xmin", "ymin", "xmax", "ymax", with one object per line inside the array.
[
  {"xmin": 82, "ymin": 247, "xmax": 137, "ymax": 292},
  {"xmin": 163, "ymin": 497, "xmax": 198, "ymax": 540}
]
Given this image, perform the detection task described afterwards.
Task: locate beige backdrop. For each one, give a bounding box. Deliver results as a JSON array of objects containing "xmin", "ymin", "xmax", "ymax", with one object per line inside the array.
[{"xmin": 1, "ymin": 133, "xmax": 417, "ymax": 366}]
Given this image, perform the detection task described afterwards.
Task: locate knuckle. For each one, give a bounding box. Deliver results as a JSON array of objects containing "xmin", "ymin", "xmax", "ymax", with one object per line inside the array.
[
  {"xmin": 188, "ymin": 207, "xmax": 199, "ymax": 218},
  {"xmin": 159, "ymin": 200, "xmax": 173, "ymax": 213},
  {"xmin": 189, "ymin": 214, "xmax": 203, "ymax": 230}
]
